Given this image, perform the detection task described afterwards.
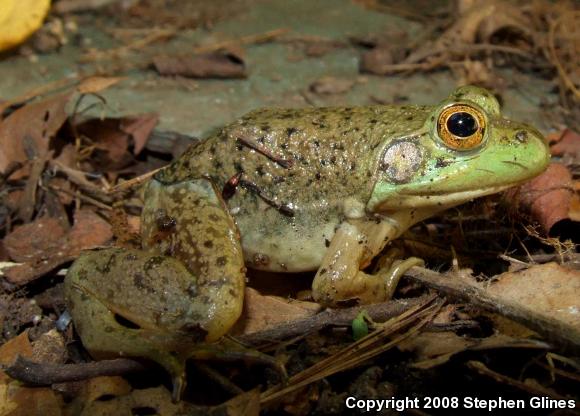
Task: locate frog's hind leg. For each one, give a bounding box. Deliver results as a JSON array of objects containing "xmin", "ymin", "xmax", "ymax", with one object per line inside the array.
[
  {"xmin": 311, "ymin": 220, "xmax": 423, "ymax": 307},
  {"xmin": 141, "ymin": 177, "xmax": 246, "ymax": 342},
  {"xmin": 65, "ymin": 177, "xmax": 246, "ymax": 401}
]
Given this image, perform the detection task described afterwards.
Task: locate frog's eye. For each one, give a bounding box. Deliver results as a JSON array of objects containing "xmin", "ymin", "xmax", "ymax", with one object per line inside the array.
[{"xmin": 437, "ymin": 104, "xmax": 486, "ymax": 151}]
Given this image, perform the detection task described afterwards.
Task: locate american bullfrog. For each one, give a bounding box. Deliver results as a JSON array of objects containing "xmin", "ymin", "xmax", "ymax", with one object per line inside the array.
[{"xmin": 65, "ymin": 86, "xmax": 550, "ymax": 398}]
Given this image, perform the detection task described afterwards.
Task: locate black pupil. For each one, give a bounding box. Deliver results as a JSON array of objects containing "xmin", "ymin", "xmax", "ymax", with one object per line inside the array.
[{"xmin": 446, "ymin": 112, "xmax": 478, "ymax": 137}]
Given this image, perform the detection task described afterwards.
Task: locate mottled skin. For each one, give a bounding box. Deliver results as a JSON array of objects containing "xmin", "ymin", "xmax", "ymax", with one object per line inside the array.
[{"xmin": 65, "ymin": 86, "xmax": 550, "ymax": 399}]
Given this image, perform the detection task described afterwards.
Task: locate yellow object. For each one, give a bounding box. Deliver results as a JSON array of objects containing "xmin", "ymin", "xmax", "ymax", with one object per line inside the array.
[{"xmin": 0, "ymin": 0, "xmax": 51, "ymax": 52}]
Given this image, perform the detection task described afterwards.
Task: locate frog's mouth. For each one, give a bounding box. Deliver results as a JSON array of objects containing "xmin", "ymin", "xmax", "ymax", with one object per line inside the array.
[{"xmin": 377, "ymin": 183, "xmax": 515, "ymax": 210}]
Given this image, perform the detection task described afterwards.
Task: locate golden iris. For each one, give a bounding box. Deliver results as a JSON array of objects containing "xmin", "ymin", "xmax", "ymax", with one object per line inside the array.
[{"xmin": 437, "ymin": 104, "xmax": 485, "ymax": 150}]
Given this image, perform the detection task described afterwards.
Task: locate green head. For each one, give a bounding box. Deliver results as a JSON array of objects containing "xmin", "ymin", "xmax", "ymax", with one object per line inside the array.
[{"xmin": 368, "ymin": 86, "xmax": 550, "ymax": 214}]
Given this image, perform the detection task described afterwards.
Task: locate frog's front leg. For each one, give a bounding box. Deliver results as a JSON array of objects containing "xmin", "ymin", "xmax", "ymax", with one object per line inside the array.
[
  {"xmin": 65, "ymin": 177, "xmax": 245, "ymax": 400},
  {"xmin": 311, "ymin": 217, "xmax": 423, "ymax": 307}
]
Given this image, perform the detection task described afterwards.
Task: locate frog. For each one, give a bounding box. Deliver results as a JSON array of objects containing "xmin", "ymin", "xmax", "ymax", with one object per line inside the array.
[{"xmin": 64, "ymin": 86, "xmax": 550, "ymax": 400}]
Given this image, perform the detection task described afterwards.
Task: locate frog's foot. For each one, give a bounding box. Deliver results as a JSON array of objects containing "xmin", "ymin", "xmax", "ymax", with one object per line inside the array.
[{"xmin": 185, "ymin": 339, "xmax": 287, "ymax": 382}]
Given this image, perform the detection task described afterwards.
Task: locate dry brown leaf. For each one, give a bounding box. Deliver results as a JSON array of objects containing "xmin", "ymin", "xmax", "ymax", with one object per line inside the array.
[
  {"xmin": 0, "ymin": 330, "xmax": 63, "ymax": 416},
  {"xmin": 399, "ymin": 332, "xmax": 549, "ymax": 369},
  {"xmin": 548, "ymin": 129, "xmax": 580, "ymax": 158},
  {"xmin": 309, "ymin": 76, "xmax": 355, "ymax": 95},
  {"xmin": 153, "ymin": 52, "xmax": 247, "ymax": 79},
  {"xmin": 2, "ymin": 209, "xmax": 113, "ymax": 285},
  {"xmin": 0, "ymin": 92, "xmax": 72, "ymax": 176},
  {"xmin": 487, "ymin": 263, "xmax": 580, "ymax": 330},
  {"xmin": 232, "ymin": 287, "xmax": 320, "ymax": 335},
  {"xmin": 69, "ymin": 384, "xmax": 182, "ymax": 416},
  {"xmin": 68, "ymin": 209, "xmax": 114, "ymax": 255},
  {"xmin": 119, "ymin": 113, "xmax": 159, "ymax": 155},
  {"xmin": 76, "ymin": 76, "xmax": 124, "ymax": 95},
  {"xmin": 3, "ymin": 216, "xmax": 68, "ymax": 262},
  {"xmin": 510, "ymin": 163, "xmax": 573, "ymax": 233}
]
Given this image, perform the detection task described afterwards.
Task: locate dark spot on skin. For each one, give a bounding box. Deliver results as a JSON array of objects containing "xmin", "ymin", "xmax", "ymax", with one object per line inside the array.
[
  {"xmin": 370, "ymin": 119, "xmax": 377, "ymax": 124},
  {"xmin": 515, "ymin": 131, "xmax": 528, "ymax": 142},
  {"xmin": 155, "ymin": 213, "xmax": 176, "ymax": 232},
  {"xmin": 256, "ymin": 165, "xmax": 265, "ymax": 176},
  {"xmin": 286, "ymin": 127, "xmax": 298, "ymax": 137},
  {"xmin": 315, "ymin": 172, "xmax": 321, "ymax": 180},
  {"xmin": 280, "ymin": 143, "xmax": 288, "ymax": 150},
  {"xmin": 125, "ymin": 253, "xmax": 137, "ymax": 261},
  {"xmin": 204, "ymin": 240, "xmax": 213, "ymax": 248},
  {"xmin": 179, "ymin": 323, "xmax": 208, "ymax": 342},
  {"xmin": 208, "ymin": 214, "xmax": 220, "ymax": 222},
  {"xmin": 236, "ymin": 143, "xmax": 243, "ymax": 151},
  {"xmin": 435, "ymin": 158, "xmax": 450, "ymax": 168},
  {"xmin": 187, "ymin": 283, "xmax": 198, "ymax": 297},
  {"xmin": 258, "ymin": 136, "xmax": 265, "ymax": 144},
  {"xmin": 216, "ymin": 256, "xmax": 228, "ymax": 267},
  {"xmin": 406, "ymin": 115, "xmax": 413, "ymax": 121},
  {"xmin": 324, "ymin": 238, "xmax": 330, "ymax": 247},
  {"xmin": 431, "ymin": 116, "xmax": 435, "ymax": 122},
  {"xmin": 313, "ymin": 140, "xmax": 320, "ymax": 147},
  {"xmin": 319, "ymin": 268, "xmax": 327, "ymax": 275},
  {"xmin": 261, "ymin": 124, "xmax": 271, "ymax": 132}
]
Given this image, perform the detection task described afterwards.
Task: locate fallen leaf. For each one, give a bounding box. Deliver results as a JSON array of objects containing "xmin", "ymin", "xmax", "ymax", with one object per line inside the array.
[
  {"xmin": 2, "ymin": 209, "xmax": 113, "ymax": 285},
  {"xmin": 231, "ymin": 288, "xmax": 320, "ymax": 335},
  {"xmin": 120, "ymin": 113, "xmax": 159, "ymax": 155},
  {"xmin": 309, "ymin": 76, "xmax": 354, "ymax": 95},
  {"xmin": 76, "ymin": 113, "xmax": 158, "ymax": 168},
  {"xmin": 0, "ymin": 92, "xmax": 71, "ymax": 175},
  {"xmin": 68, "ymin": 209, "xmax": 114, "ymax": 255},
  {"xmin": 153, "ymin": 52, "xmax": 247, "ymax": 79},
  {"xmin": 509, "ymin": 163, "xmax": 573, "ymax": 233},
  {"xmin": 487, "ymin": 263, "xmax": 580, "ymax": 330},
  {"xmin": 0, "ymin": 0, "xmax": 51, "ymax": 52},
  {"xmin": 3, "ymin": 216, "xmax": 68, "ymax": 263},
  {"xmin": 0, "ymin": 330, "xmax": 63, "ymax": 416},
  {"xmin": 548, "ymin": 129, "xmax": 580, "ymax": 158},
  {"xmin": 76, "ymin": 76, "xmax": 124, "ymax": 95},
  {"xmin": 399, "ymin": 332, "xmax": 549, "ymax": 369}
]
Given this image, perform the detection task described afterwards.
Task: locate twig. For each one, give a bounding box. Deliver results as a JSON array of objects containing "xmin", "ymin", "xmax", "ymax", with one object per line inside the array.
[
  {"xmin": 404, "ymin": 266, "xmax": 580, "ymax": 354},
  {"xmin": 236, "ymin": 295, "xmax": 433, "ymax": 347},
  {"xmin": 547, "ymin": 12, "xmax": 580, "ymax": 100},
  {"xmin": 192, "ymin": 28, "xmax": 290, "ymax": 54},
  {"xmin": 107, "ymin": 168, "xmax": 161, "ymax": 194},
  {"xmin": 466, "ymin": 361, "xmax": 572, "ymax": 402},
  {"xmin": 260, "ymin": 295, "xmax": 441, "ymax": 404},
  {"xmin": 4, "ymin": 356, "xmax": 147, "ymax": 385},
  {"xmin": 80, "ymin": 29, "xmax": 176, "ymax": 63}
]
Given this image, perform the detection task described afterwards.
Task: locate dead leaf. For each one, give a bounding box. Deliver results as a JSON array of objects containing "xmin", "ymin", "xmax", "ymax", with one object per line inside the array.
[
  {"xmin": 76, "ymin": 76, "xmax": 124, "ymax": 95},
  {"xmin": 0, "ymin": 92, "xmax": 72, "ymax": 175},
  {"xmin": 399, "ymin": 331, "xmax": 549, "ymax": 369},
  {"xmin": 231, "ymin": 288, "xmax": 320, "ymax": 335},
  {"xmin": 548, "ymin": 129, "xmax": 580, "ymax": 158},
  {"xmin": 31, "ymin": 329, "xmax": 67, "ymax": 364},
  {"xmin": 3, "ymin": 217, "xmax": 68, "ymax": 263},
  {"xmin": 119, "ymin": 113, "xmax": 158, "ymax": 155},
  {"xmin": 153, "ymin": 52, "xmax": 247, "ymax": 79},
  {"xmin": 309, "ymin": 76, "xmax": 354, "ymax": 95},
  {"xmin": 0, "ymin": 330, "xmax": 63, "ymax": 416},
  {"xmin": 2, "ymin": 209, "xmax": 113, "ymax": 285},
  {"xmin": 510, "ymin": 163, "xmax": 573, "ymax": 233},
  {"xmin": 487, "ymin": 263, "xmax": 580, "ymax": 330},
  {"xmin": 76, "ymin": 113, "xmax": 158, "ymax": 168}
]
